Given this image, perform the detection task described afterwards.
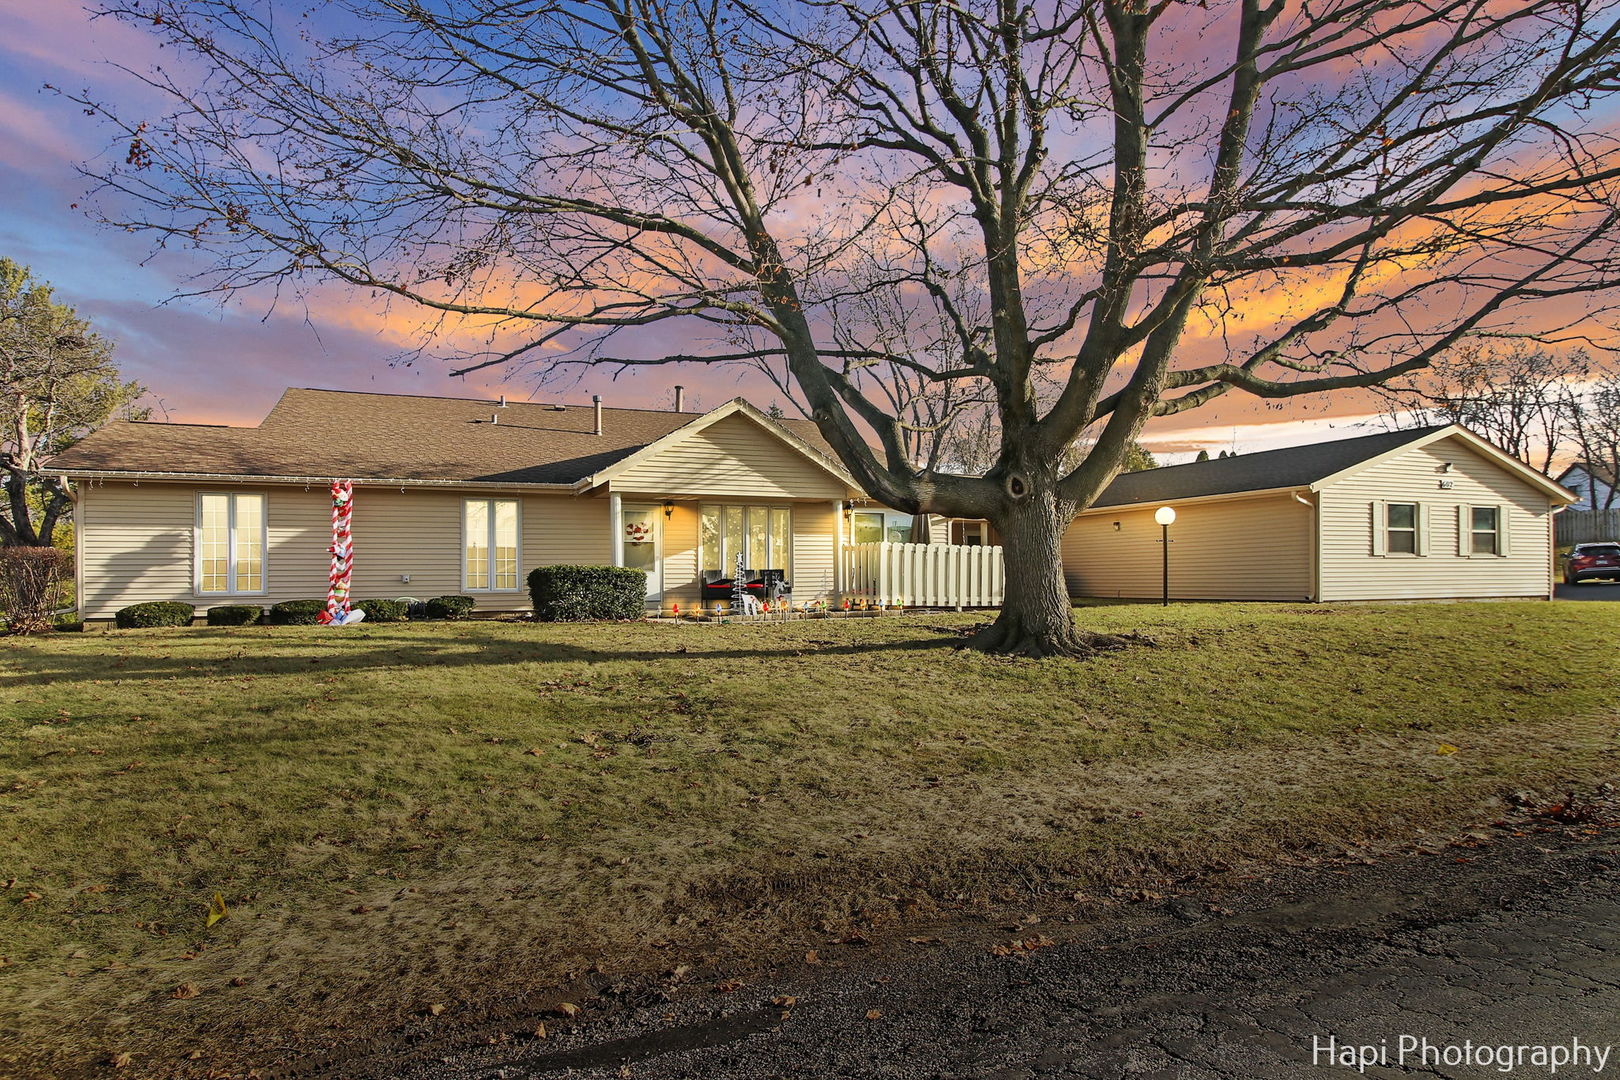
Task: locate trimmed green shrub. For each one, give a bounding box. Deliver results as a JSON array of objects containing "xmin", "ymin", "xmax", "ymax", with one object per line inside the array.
[
  {"xmin": 528, "ymin": 565, "xmax": 646, "ymax": 622},
  {"xmin": 115, "ymin": 601, "xmax": 196, "ymax": 629},
  {"xmin": 268, "ymin": 599, "xmax": 327, "ymax": 625},
  {"xmin": 425, "ymin": 594, "xmax": 477, "ymax": 620},
  {"xmin": 206, "ymin": 604, "xmax": 263, "ymax": 627},
  {"xmin": 354, "ymin": 598, "xmax": 409, "ymax": 622}
]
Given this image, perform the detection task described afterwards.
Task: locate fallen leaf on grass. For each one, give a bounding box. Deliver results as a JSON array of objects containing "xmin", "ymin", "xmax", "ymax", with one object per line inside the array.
[
  {"xmin": 21, "ymin": 891, "xmax": 42, "ymax": 903},
  {"xmin": 771, "ymin": 995, "xmax": 799, "ymax": 1007},
  {"xmin": 865, "ymin": 1008, "xmax": 883, "ymax": 1020},
  {"xmin": 906, "ymin": 936, "xmax": 941, "ymax": 945},
  {"xmin": 108, "ymin": 1051, "xmax": 133, "ymax": 1068},
  {"xmin": 426, "ymin": 1003, "xmax": 446, "ymax": 1017},
  {"xmin": 804, "ymin": 950, "xmax": 821, "ymax": 964},
  {"xmin": 1436, "ymin": 743, "xmax": 1461, "ymax": 755},
  {"xmin": 714, "ymin": 978, "xmax": 744, "ymax": 993},
  {"xmin": 555, "ymin": 1002, "xmax": 581, "ymax": 1018},
  {"xmin": 205, "ymin": 894, "xmax": 229, "ymax": 928},
  {"xmin": 172, "ymin": 984, "xmax": 200, "ymax": 1000},
  {"xmin": 532, "ymin": 1022, "xmax": 548, "ymax": 1039}
]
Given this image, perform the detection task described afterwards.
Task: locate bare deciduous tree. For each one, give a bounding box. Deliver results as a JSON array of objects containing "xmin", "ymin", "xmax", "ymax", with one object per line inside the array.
[
  {"xmin": 1376, "ymin": 344, "xmax": 1591, "ymax": 474},
  {"xmin": 76, "ymin": 0, "xmax": 1620, "ymax": 653},
  {"xmin": 1563, "ymin": 371, "xmax": 1620, "ymax": 508}
]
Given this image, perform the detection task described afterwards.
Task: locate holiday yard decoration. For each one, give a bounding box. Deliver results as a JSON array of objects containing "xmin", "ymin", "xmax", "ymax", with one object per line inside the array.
[{"xmin": 319, "ymin": 480, "xmax": 364, "ymax": 626}]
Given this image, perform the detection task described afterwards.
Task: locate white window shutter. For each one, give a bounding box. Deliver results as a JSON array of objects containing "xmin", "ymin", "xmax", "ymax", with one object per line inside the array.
[
  {"xmin": 1497, "ymin": 506, "xmax": 1510, "ymax": 557},
  {"xmin": 1370, "ymin": 501, "xmax": 1385, "ymax": 556},
  {"xmin": 1418, "ymin": 503, "xmax": 1431, "ymax": 556},
  {"xmin": 1457, "ymin": 505, "xmax": 1470, "ymax": 557}
]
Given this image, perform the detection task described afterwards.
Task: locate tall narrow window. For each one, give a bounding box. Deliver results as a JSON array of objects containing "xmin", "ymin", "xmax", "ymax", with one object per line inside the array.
[
  {"xmin": 1386, "ymin": 503, "xmax": 1418, "ymax": 554},
  {"xmin": 465, "ymin": 499, "xmax": 520, "ymax": 590},
  {"xmin": 1471, "ymin": 506, "xmax": 1501, "ymax": 555},
  {"xmin": 197, "ymin": 493, "xmax": 267, "ymax": 594}
]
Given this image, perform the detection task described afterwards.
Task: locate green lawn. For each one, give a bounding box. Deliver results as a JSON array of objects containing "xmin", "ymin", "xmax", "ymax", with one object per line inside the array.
[{"xmin": 2, "ymin": 602, "xmax": 1617, "ymax": 1077}]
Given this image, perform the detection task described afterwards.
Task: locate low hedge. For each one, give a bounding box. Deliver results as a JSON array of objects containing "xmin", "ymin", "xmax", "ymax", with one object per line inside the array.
[
  {"xmin": 528, "ymin": 564, "xmax": 646, "ymax": 622},
  {"xmin": 268, "ymin": 599, "xmax": 327, "ymax": 626},
  {"xmin": 426, "ymin": 594, "xmax": 477, "ymax": 620},
  {"xmin": 354, "ymin": 598, "xmax": 409, "ymax": 622},
  {"xmin": 206, "ymin": 604, "xmax": 263, "ymax": 627},
  {"xmin": 115, "ymin": 601, "xmax": 196, "ymax": 629}
]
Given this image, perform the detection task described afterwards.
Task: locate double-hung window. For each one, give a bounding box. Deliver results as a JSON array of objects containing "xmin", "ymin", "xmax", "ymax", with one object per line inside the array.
[
  {"xmin": 464, "ymin": 499, "xmax": 520, "ymax": 591},
  {"xmin": 1470, "ymin": 506, "xmax": 1502, "ymax": 555},
  {"xmin": 700, "ymin": 505, "xmax": 792, "ymax": 576},
  {"xmin": 1385, "ymin": 502, "xmax": 1418, "ymax": 554},
  {"xmin": 196, "ymin": 492, "xmax": 266, "ymax": 594}
]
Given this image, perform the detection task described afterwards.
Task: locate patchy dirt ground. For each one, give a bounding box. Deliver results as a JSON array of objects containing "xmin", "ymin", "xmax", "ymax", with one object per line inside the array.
[{"xmin": 342, "ymin": 788, "xmax": 1620, "ymax": 1080}]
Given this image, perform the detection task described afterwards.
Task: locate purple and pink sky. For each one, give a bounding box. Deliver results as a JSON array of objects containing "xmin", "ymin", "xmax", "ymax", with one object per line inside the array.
[{"xmin": 0, "ymin": 3, "xmax": 1432, "ymax": 460}]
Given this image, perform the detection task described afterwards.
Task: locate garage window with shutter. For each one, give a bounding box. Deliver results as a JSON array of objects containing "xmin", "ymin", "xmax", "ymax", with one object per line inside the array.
[
  {"xmin": 1457, "ymin": 504, "xmax": 1507, "ymax": 556},
  {"xmin": 1371, "ymin": 501, "xmax": 1429, "ymax": 556}
]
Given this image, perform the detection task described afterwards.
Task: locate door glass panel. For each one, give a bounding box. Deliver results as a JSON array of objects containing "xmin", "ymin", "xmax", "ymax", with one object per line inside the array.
[
  {"xmin": 464, "ymin": 500, "xmax": 489, "ymax": 590},
  {"xmin": 700, "ymin": 506, "xmax": 721, "ymax": 573},
  {"xmin": 747, "ymin": 507, "xmax": 768, "ymax": 571},
  {"xmin": 769, "ymin": 508, "xmax": 790, "ymax": 572},
  {"xmin": 199, "ymin": 494, "xmax": 229, "ymax": 592},
  {"xmin": 493, "ymin": 500, "xmax": 519, "ymax": 589},
  {"xmin": 234, "ymin": 495, "xmax": 264, "ymax": 591}
]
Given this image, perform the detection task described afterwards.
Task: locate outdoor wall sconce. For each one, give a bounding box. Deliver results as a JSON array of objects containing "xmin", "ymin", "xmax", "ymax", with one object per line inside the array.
[
  {"xmin": 1113, "ymin": 521, "xmax": 1122, "ymax": 531},
  {"xmin": 663, "ymin": 500, "xmax": 675, "ymax": 519}
]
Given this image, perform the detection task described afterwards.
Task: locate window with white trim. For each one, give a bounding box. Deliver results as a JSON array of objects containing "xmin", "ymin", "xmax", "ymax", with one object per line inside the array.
[
  {"xmin": 700, "ymin": 504, "xmax": 792, "ymax": 575},
  {"xmin": 1386, "ymin": 502, "xmax": 1418, "ymax": 554},
  {"xmin": 464, "ymin": 499, "xmax": 520, "ymax": 590},
  {"xmin": 1470, "ymin": 505, "xmax": 1501, "ymax": 555},
  {"xmin": 196, "ymin": 492, "xmax": 266, "ymax": 594}
]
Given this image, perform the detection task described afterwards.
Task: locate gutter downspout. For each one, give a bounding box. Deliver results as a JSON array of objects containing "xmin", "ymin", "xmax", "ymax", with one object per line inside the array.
[{"xmin": 1293, "ymin": 489, "xmax": 1320, "ymax": 602}]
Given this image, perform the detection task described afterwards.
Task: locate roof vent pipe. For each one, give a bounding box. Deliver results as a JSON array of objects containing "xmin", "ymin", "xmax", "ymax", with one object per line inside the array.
[
  {"xmin": 497, "ymin": 394, "xmax": 507, "ymax": 407},
  {"xmin": 490, "ymin": 412, "xmax": 499, "ymax": 424},
  {"xmin": 592, "ymin": 395, "xmax": 603, "ymax": 436},
  {"xmin": 673, "ymin": 385, "xmax": 685, "ymax": 413}
]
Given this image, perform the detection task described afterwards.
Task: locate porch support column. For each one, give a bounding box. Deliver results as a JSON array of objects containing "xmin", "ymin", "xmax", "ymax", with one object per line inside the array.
[
  {"xmin": 832, "ymin": 499, "xmax": 844, "ymax": 601},
  {"xmin": 610, "ymin": 491, "xmax": 624, "ymax": 567}
]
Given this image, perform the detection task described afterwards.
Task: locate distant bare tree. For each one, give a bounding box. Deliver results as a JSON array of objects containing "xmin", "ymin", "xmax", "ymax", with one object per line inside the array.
[
  {"xmin": 1563, "ymin": 371, "xmax": 1620, "ymax": 508},
  {"xmin": 1377, "ymin": 344, "xmax": 1591, "ymax": 474},
  {"xmin": 76, "ymin": 0, "xmax": 1620, "ymax": 654}
]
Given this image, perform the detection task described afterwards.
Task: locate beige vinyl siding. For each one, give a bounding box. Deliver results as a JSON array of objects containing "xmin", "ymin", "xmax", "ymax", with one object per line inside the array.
[
  {"xmin": 611, "ymin": 413, "xmax": 847, "ymax": 499},
  {"xmin": 1063, "ymin": 493, "xmax": 1314, "ymax": 601},
  {"xmin": 658, "ymin": 502, "xmax": 701, "ymax": 609},
  {"xmin": 791, "ymin": 502, "xmax": 840, "ymax": 602},
  {"xmin": 76, "ymin": 482, "xmax": 613, "ymax": 619},
  {"xmin": 1317, "ymin": 436, "xmax": 1554, "ymax": 601}
]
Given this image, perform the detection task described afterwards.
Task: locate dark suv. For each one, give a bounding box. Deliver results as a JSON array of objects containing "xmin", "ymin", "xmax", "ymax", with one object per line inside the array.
[{"xmin": 1564, "ymin": 543, "xmax": 1620, "ymax": 584}]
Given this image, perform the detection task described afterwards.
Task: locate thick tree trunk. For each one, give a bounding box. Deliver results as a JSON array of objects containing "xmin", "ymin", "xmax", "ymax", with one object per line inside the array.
[{"xmin": 966, "ymin": 488, "xmax": 1137, "ymax": 658}]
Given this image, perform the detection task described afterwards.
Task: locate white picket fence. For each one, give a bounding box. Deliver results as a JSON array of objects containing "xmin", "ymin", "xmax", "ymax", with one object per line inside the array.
[{"xmin": 842, "ymin": 542, "xmax": 1005, "ymax": 608}]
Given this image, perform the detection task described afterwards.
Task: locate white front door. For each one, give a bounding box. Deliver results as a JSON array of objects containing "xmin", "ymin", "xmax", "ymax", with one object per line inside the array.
[{"xmin": 622, "ymin": 505, "xmax": 663, "ymax": 604}]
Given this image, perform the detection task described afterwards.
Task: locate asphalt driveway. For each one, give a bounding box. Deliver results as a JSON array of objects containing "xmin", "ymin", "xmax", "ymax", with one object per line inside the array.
[
  {"xmin": 1555, "ymin": 581, "xmax": 1620, "ymax": 600},
  {"xmin": 370, "ymin": 812, "xmax": 1620, "ymax": 1080}
]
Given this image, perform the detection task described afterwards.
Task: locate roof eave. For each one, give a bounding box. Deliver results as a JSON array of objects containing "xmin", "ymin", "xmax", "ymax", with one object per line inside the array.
[
  {"xmin": 1308, "ymin": 425, "xmax": 1579, "ymax": 503},
  {"xmin": 49, "ymin": 468, "xmax": 580, "ymax": 492},
  {"xmin": 1079, "ymin": 484, "xmax": 1309, "ymax": 514}
]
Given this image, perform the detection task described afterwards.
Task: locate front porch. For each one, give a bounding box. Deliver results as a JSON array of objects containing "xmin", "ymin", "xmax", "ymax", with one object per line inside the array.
[{"xmin": 606, "ymin": 492, "xmax": 1007, "ymax": 616}]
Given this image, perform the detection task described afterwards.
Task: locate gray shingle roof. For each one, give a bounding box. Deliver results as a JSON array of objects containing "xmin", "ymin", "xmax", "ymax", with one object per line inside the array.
[
  {"xmin": 1092, "ymin": 426, "xmax": 1445, "ymax": 508},
  {"xmin": 48, "ymin": 388, "xmax": 839, "ymax": 485}
]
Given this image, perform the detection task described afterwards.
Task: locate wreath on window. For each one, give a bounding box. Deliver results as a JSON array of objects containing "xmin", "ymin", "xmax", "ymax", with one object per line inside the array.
[{"xmin": 624, "ymin": 521, "xmax": 653, "ymax": 543}]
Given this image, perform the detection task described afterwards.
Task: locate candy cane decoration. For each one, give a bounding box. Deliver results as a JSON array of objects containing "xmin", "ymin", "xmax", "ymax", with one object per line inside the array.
[{"xmin": 320, "ymin": 480, "xmax": 357, "ymax": 625}]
